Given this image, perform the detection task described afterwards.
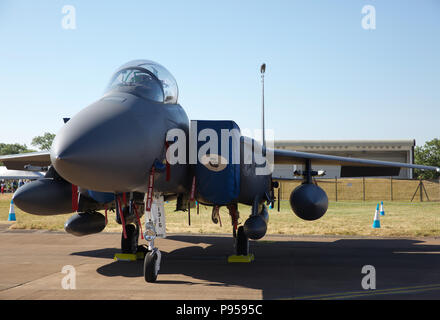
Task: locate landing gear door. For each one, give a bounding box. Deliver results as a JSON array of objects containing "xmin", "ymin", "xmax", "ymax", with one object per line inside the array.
[{"xmin": 145, "ymin": 192, "xmax": 166, "ymax": 238}]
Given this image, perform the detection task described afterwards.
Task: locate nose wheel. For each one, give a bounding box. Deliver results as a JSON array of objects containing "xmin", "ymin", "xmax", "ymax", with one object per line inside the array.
[{"xmin": 144, "ymin": 248, "xmax": 161, "ymax": 283}]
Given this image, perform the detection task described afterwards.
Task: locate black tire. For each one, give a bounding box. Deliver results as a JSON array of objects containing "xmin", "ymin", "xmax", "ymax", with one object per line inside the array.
[
  {"xmin": 144, "ymin": 251, "xmax": 159, "ymax": 283},
  {"xmin": 121, "ymin": 224, "xmax": 139, "ymax": 254},
  {"xmin": 236, "ymin": 226, "xmax": 249, "ymax": 256}
]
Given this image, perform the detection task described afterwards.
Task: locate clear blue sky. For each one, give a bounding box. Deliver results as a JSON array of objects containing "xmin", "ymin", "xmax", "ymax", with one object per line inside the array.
[{"xmin": 0, "ymin": 0, "xmax": 439, "ymax": 148}]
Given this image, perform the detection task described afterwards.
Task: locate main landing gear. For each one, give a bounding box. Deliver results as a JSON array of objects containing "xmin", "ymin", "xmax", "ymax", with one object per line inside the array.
[
  {"xmin": 235, "ymin": 226, "xmax": 249, "ymax": 256},
  {"xmin": 227, "ymin": 198, "xmax": 272, "ymax": 263},
  {"xmin": 114, "ymin": 193, "xmax": 163, "ymax": 283},
  {"xmin": 121, "ymin": 224, "xmax": 139, "ymax": 254},
  {"xmin": 226, "ymin": 203, "xmax": 254, "ymax": 263},
  {"xmin": 114, "ymin": 194, "xmax": 149, "ymax": 261}
]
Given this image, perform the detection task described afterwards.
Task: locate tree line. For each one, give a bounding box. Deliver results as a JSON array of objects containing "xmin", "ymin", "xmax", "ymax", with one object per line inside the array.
[{"xmin": 0, "ymin": 133, "xmax": 55, "ymax": 165}]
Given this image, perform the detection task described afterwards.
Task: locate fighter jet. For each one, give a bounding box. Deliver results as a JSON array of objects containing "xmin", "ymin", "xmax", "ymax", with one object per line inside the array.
[{"xmin": 1, "ymin": 59, "xmax": 438, "ymax": 282}]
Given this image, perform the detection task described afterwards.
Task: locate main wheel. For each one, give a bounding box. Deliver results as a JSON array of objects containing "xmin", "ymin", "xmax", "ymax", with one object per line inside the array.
[
  {"xmin": 236, "ymin": 226, "xmax": 249, "ymax": 256},
  {"xmin": 121, "ymin": 224, "xmax": 139, "ymax": 254},
  {"xmin": 144, "ymin": 250, "xmax": 160, "ymax": 283}
]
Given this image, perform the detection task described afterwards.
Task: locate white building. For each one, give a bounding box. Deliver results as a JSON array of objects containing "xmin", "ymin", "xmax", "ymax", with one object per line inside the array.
[{"xmin": 273, "ymin": 140, "xmax": 415, "ymax": 180}]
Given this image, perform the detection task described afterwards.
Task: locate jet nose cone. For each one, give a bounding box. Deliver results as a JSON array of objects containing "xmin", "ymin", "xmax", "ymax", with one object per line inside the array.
[{"xmin": 51, "ymin": 96, "xmax": 163, "ymax": 192}]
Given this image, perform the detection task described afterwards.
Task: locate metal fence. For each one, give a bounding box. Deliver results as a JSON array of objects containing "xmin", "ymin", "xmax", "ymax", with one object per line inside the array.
[{"xmin": 277, "ymin": 178, "xmax": 440, "ymax": 202}]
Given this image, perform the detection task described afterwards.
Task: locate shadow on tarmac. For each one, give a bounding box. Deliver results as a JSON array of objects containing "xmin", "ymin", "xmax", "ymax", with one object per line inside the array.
[{"xmin": 72, "ymin": 235, "xmax": 440, "ymax": 299}]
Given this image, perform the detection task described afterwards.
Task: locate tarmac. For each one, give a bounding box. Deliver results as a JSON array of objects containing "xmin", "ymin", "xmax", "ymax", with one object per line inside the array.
[{"xmin": 0, "ymin": 223, "xmax": 439, "ymax": 300}]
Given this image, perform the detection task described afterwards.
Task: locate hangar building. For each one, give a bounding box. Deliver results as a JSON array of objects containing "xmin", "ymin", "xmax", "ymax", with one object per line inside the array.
[{"xmin": 273, "ymin": 140, "xmax": 415, "ymax": 180}]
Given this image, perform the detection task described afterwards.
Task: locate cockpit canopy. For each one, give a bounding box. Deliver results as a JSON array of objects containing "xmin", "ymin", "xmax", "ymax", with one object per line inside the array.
[{"xmin": 106, "ymin": 60, "xmax": 178, "ymax": 104}]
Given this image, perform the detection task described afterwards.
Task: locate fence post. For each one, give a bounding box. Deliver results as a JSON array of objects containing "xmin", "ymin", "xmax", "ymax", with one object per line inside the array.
[
  {"xmin": 390, "ymin": 176, "xmax": 393, "ymax": 201},
  {"xmin": 362, "ymin": 177, "xmax": 365, "ymax": 201},
  {"xmin": 335, "ymin": 176, "xmax": 338, "ymax": 202},
  {"xmin": 277, "ymin": 186, "xmax": 280, "ymax": 212}
]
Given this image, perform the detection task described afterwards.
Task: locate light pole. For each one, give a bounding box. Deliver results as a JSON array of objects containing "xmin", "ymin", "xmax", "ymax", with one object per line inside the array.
[{"xmin": 261, "ymin": 63, "xmax": 266, "ymax": 150}]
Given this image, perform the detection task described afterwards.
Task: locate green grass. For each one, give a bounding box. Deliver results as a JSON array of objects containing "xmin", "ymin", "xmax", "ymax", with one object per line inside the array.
[{"xmin": 1, "ymin": 193, "xmax": 439, "ymax": 237}]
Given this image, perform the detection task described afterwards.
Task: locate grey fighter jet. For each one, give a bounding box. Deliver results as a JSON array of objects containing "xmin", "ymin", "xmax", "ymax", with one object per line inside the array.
[{"xmin": 1, "ymin": 59, "xmax": 438, "ymax": 282}]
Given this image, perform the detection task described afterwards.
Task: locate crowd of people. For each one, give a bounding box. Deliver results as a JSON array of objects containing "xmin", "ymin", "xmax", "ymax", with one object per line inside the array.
[{"xmin": 0, "ymin": 179, "xmax": 27, "ymax": 194}]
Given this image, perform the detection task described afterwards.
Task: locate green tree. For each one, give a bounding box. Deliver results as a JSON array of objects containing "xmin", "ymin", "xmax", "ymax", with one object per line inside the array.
[
  {"xmin": 31, "ymin": 132, "xmax": 56, "ymax": 151},
  {"xmin": 0, "ymin": 143, "xmax": 35, "ymax": 166},
  {"xmin": 414, "ymin": 138, "xmax": 440, "ymax": 180},
  {"xmin": 0, "ymin": 143, "xmax": 34, "ymax": 155}
]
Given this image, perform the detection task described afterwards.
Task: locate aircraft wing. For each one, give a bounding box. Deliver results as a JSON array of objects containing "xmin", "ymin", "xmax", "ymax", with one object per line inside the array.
[
  {"xmin": 0, "ymin": 166, "xmax": 44, "ymax": 180},
  {"xmin": 1, "ymin": 149, "xmax": 438, "ymax": 177},
  {"xmin": 0, "ymin": 151, "xmax": 51, "ymax": 171},
  {"xmin": 271, "ymin": 148, "xmax": 440, "ymax": 177}
]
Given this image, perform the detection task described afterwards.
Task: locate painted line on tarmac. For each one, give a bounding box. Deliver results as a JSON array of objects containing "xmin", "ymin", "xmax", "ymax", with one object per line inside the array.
[{"xmin": 286, "ymin": 283, "xmax": 440, "ymax": 300}]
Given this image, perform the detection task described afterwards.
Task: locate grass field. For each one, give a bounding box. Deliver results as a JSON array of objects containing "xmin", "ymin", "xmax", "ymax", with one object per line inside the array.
[{"xmin": 1, "ymin": 193, "xmax": 439, "ymax": 237}]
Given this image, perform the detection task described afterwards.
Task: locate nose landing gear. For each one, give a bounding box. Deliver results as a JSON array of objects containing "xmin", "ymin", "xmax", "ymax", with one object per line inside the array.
[
  {"xmin": 142, "ymin": 219, "xmax": 161, "ymax": 282},
  {"xmin": 142, "ymin": 190, "xmax": 166, "ymax": 283}
]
